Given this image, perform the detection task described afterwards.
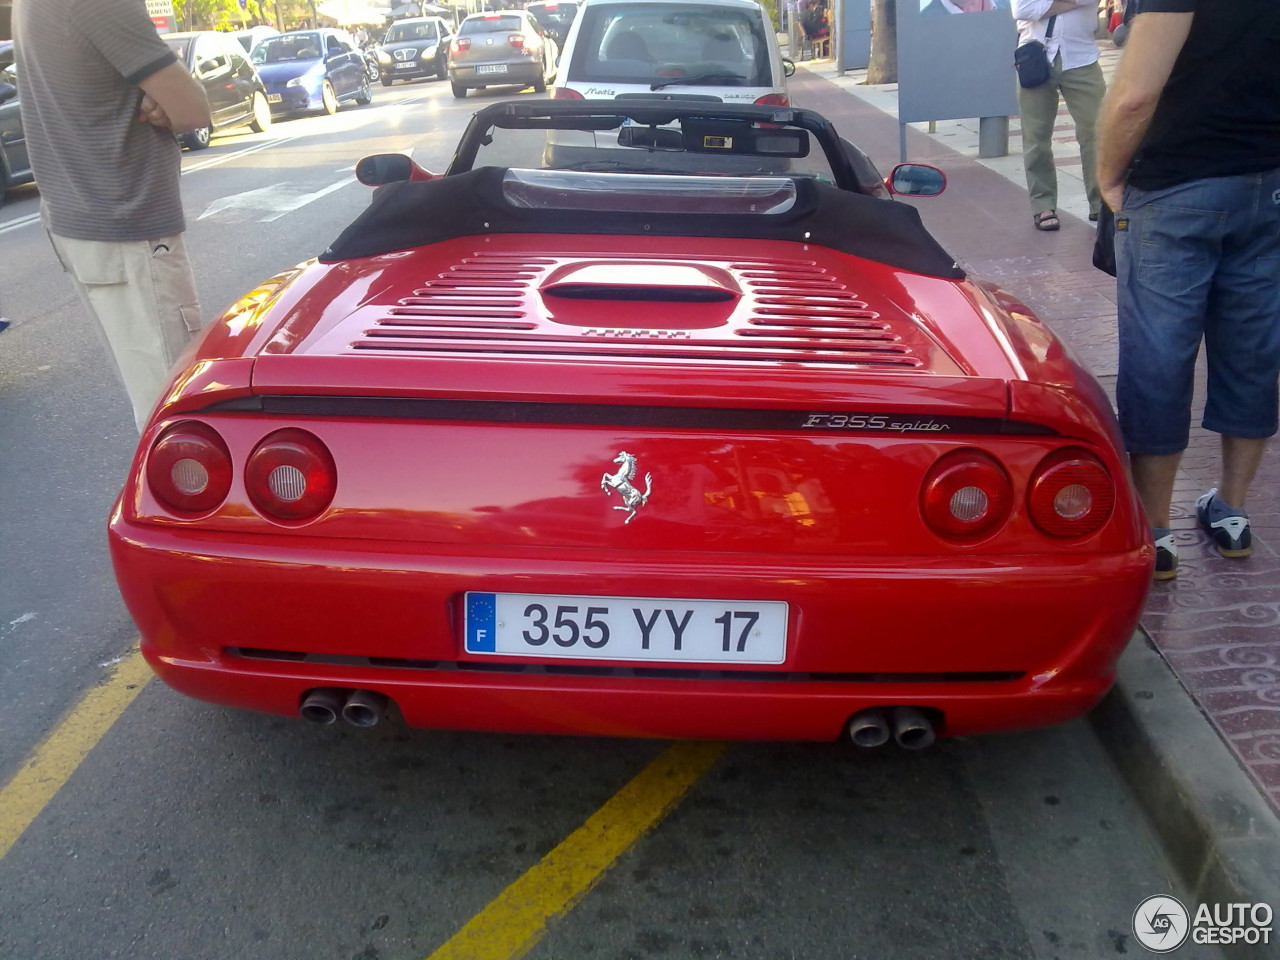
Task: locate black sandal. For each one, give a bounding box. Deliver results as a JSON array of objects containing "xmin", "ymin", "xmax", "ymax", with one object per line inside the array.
[{"xmin": 1034, "ymin": 210, "xmax": 1060, "ymax": 231}]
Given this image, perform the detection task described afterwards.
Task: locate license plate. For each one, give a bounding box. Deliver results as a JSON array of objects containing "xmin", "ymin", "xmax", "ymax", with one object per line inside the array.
[
  {"xmin": 465, "ymin": 592, "xmax": 787, "ymax": 665},
  {"xmin": 475, "ymin": 64, "xmax": 508, "ymax": 75},
  {"xmin": 395, "ymin": 62, "xmax": 417, "ymax": 69},
  {"xmin": 266, "ymin": 93, "xmax": 282, "ymax": 102}
]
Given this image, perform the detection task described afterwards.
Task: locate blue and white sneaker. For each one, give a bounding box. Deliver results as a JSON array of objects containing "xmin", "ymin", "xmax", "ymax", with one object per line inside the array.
[
  {"xmin": 1195, "ymin": 489, "xmax": 1251, "ymax": 558},
  {"xmin": 1153, "ymin": 528, "xmax": 1178, "ymax": 580}
]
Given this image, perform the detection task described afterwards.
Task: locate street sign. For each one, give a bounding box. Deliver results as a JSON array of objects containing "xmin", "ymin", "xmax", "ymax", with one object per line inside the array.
[{"xmin": 146, "ymin": 0, "xmax": 176, "ymax": 33}]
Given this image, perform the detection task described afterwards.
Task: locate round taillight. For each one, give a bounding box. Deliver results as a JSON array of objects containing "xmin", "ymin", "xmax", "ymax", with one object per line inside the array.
[
  {"xmin": 1028, "ymin": 450, "xmax": 1114, "ymax": 538},
  {"xmin": 145, "ymin": 421, "xmax": 233, "ymax": 515},
  {"xmin": 245, "ymin": 429, "xmax": 336, "ymax": 522},
  {"xmin": 921, "ymin": 450, "xmax": 1013, "ymax": 541},
  {"xmin": 552, "ymin": 86, "xmax": 584, "ymax": 100}
]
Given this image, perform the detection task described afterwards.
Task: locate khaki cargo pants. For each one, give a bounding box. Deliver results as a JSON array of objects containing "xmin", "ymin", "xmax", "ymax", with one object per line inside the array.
[{"xmin": 48, "ymin": 230, "xmax": 203, "ymax": 432}]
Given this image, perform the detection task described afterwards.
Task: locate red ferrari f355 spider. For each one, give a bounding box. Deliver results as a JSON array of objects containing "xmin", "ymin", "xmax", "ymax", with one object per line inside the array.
[{"xmin": 110, "ymin": 100, "xmax": 1152, "ymax": 747}]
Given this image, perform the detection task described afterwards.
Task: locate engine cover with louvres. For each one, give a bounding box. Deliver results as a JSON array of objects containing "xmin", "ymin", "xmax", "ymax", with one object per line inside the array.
[{"xmin": 285, "ymin": 237, "xmax": 970, "ymax": 377}]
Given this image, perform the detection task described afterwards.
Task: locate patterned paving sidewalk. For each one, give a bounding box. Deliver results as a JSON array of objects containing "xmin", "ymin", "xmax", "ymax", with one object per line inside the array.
[{"xmin": 793, "ymin": 48, "xmax": 1280, "ymax": 815}]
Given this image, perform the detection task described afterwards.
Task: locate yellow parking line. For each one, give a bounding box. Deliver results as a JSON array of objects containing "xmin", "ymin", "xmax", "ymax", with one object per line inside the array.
[
  {"xmin": 426, "ymin": 740, "xmax": 726, "ymax": 960},
  {"xmin": 0, "ymin": 649, "xmax": 152, "ymax": 860}
]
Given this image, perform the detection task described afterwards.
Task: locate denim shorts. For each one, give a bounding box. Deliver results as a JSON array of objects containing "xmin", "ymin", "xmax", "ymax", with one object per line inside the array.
[{"xmin": 1115, "ymin": 168, "xmax": 1280, "ymax": 456}]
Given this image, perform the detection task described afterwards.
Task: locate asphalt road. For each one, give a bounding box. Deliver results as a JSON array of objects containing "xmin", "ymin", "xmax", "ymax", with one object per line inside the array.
[{"xmin": 0, "ymin": 77, "xmax": 1221, "ymax": 960}]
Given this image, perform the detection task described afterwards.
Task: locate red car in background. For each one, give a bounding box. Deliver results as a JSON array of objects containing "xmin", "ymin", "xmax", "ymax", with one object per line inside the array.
[{"xmin": 109, "ymin": 100, "xmax": 1152, "ymax": 748}]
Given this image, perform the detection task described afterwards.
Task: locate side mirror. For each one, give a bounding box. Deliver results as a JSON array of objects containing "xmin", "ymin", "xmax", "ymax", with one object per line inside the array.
[
  {"xmin": 781, "ymin": 58, "xmax": 796, "ymax": 78},
  {"xmin": 886, "ymin": 162, "xmax": 946, "ymax": 198},
  {"xmin": 355, "ymin": 153, "xmax": 435, "ymax": 185},
  {"xmin": 0, "ymin": 82, "xmax": 16, "ymax": 105}
]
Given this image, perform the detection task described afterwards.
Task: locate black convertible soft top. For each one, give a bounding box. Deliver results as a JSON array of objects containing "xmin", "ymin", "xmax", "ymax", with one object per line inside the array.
[{"xmin": 320, "ymin": 166, "xmax": 965, "ymax": 280}]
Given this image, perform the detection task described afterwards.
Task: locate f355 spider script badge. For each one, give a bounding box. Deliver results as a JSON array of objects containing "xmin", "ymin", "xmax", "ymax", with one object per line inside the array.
[{"xmin": 600, "ymin": 451, "xmax": 653, "ymax": 524}]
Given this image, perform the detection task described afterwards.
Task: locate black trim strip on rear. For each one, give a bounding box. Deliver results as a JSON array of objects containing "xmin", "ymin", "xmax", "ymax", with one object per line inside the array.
[
  {"xmin": 202, "ymin": 395, "xmax": 1057, "ymax": 436},
  {"xmin": 227, "ymin": 647, "xmax": 1023, "ymax": 683}
]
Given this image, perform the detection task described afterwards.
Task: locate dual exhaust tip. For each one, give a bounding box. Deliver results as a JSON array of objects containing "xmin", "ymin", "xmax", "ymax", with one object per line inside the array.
[
  {"xmin": 300, "ymin": 688, "xmax": 391, "ymax": 728},
  {"xmin": 847, "ymin": 706, "xmax": 937, "ymax": 751},
  {"xmin": 301, "ymin": 691, "xmax": 935, "ymax": 745}
]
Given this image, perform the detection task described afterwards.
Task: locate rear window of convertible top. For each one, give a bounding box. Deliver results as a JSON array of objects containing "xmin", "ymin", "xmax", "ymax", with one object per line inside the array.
[{"xmin": 501, "ymin": 168, "xmax": 798, "ymax": 214}]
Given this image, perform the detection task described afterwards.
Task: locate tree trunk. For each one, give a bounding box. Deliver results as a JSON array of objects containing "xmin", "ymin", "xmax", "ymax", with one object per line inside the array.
[{"xmin": 867, "ymin": 0, "xmax": 898, "ymax": 84}]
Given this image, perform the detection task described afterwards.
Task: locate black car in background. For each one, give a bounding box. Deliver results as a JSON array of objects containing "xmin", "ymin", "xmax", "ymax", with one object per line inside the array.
[
  {"xmin": 0, "ymin": 40, "xmax": 33, "ymax": 208},
  {"xmin": 526, "ymin": 1, "xmax": 580, "ymax": 46},
  {"xmin": 162, "ymin": 31, "xmax": 271, "ymax": 150},
  {"xmin": 374, "ymin": 16, "xmax": 453, "ymax": 85}
]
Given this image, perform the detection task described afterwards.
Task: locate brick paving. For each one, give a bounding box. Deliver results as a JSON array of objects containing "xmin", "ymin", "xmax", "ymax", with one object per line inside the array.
[{"xmin": 791, "ymin": 46, "xmax": 1280, "ymax": 814}]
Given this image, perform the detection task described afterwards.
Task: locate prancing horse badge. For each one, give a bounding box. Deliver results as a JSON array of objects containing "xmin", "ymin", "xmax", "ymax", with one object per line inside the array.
[{"xmin": 600, "ymin": 451, "xmax": 653, "ymax": 524}]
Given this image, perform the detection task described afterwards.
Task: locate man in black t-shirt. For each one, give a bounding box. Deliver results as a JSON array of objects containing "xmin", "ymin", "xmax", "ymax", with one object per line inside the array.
[{"xmin": 1097, "ymin": 0, "xmax": 1280, "ymax": 580}]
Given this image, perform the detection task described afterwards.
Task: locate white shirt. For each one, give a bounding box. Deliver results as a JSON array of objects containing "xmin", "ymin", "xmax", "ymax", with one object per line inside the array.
[{"xmin": 1011, "ymin": 0, "xmax": 1101, "ymax": 71}]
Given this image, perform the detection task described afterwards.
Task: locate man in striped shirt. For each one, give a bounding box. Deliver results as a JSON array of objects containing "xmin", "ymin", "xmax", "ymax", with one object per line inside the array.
[{"xmin": 14, "ymin": 0, "xmax": 211, "ymax": 431}]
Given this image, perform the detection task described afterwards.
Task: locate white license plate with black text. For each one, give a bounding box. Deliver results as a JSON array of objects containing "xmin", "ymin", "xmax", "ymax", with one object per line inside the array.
[
  {"xmin": 475, "ymin": 63, "xmax": 508, "ymax": 75},
  {"xmin": 465, "ymin": 592, "xmax": 787, "ymax": 664},
  {"xmin": 266, "ymin": 93, "xmax": 282, "ymax": 102},
  {"xmin": 395, "ymin": 62, "xmax": 417, "ymax": 69}
]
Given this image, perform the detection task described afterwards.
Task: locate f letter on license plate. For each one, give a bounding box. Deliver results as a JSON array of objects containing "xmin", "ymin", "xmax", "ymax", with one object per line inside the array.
[{"xmin": 465, "ymin": 592, "xmax": 787, "ymax": 665}]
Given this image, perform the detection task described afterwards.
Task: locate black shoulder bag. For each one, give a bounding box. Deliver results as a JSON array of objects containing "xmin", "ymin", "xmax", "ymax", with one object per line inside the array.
[
  {"xmin": 1014, "ymin": 16, "xmax": 1057, "ymax": 89},
  {"xmin": 1093, "ymin": 205, "xmax": 1117, "ymax": 276}
]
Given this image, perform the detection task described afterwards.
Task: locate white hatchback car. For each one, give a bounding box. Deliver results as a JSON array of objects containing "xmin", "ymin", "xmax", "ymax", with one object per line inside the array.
[
  {"xmin": 549, "ymin": 0, "xmax": 793, "ymax": 167},
  {"xmin": 552, "ymin": 0, "xmax": 792, "ymax": 102}
]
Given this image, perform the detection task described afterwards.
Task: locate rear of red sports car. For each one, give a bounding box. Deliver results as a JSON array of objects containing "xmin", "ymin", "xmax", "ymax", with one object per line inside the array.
[{"xmin": 110, "ymin": 157, "xmax": 1151, "ymax": 744}]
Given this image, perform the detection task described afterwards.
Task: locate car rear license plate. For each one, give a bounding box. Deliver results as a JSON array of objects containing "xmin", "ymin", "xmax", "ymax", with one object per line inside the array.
[
  {"xmin": 465, "ymin": 592, "xmax": 786, "ymax": 665},
  {"xmin": 266, "ymin": 93, "xmax": 282, "ymax": 102},
  {"xmin": 475, "ymin": 64, "xmax": 508, "ymax": 75}
]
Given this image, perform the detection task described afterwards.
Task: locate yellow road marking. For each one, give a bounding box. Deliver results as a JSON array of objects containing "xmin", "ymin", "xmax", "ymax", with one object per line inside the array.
[
  {"xmin": 0, "ymin": 649, "xmax": 152, "ymax": 860},
  {"xmin": 426, "ymin": 739, "xmax": 726, "ymax": 960}
]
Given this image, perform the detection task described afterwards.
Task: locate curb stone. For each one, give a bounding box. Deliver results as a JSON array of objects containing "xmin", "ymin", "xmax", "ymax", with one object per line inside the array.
[{"xmin": 1090, "ymin": 632, "xmax": 1280, "ymax": 957}]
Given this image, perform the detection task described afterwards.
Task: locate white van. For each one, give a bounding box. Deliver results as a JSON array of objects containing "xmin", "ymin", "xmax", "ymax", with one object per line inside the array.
[{"xmin": 549, "ymin": 0, "xmax": 793, "ymax": 167}]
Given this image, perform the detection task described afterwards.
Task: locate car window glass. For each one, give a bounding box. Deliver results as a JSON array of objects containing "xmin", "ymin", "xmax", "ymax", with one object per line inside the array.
[
  {"xmin": 386, "ymin": 21, "xmax": 437, "ymax": 42},
  {"xmin": 253, "ymin": 33, "xmax": 323, "ymax": 63},
  {"xmin": 326, "ymin": 36, "xmax": 344, "ymax": 55},
  {"xmin": 576, "ymin": 3, "xmax": 770, "ymax": 87},
  {"xmin": 503, "ymin": 168, "xmax": 797, "ymax": 215},
  {"xmin": 528, "ymin": 3, "xmax": 580, "ymax": 34},
  {"xmin": 196, "ymin": 52, "xmax": 228, "ymax": 77},
  {"xmin": 162, "ymin": 36, "xmax": 194, "ymax": 62},
  {"xmin": 460, "ymin": 15, "xmax": 525, "ymax": 35}
]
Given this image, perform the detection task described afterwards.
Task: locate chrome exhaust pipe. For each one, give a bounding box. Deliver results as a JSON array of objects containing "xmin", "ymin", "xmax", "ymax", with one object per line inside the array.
[
  {"xmin": 300, "ymin": 688, "xmax": 346, "ymax": 724},
  {"xmin": 342, "ymin": 689, "xmax": 389, "ymax": 728},
  {"xmin": 847, "ymin": 708, "xmax": 891, "ymax": 748},
  {"xmin": 891, "ymin": 706, "xmax": 936, "ymax": 751}
]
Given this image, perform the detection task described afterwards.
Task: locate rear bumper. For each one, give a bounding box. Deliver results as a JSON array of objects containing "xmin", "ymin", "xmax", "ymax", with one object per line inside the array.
[
  {"xmin": 450, "ymin": 62, "xmax": 541, "ymax": 87},
  {"xmin": 112, "ymin": 520, "xmax": 1150, "ymax": 739},
  {"xmin": 144, "ymin": 649, "xmax": 1120, "ymax": 741}
]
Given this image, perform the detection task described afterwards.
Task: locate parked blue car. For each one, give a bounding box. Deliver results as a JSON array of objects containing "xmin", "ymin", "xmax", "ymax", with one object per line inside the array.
[{"xmin": 251, "ymin": 29, "xmax": 372, "ymax": 116}]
